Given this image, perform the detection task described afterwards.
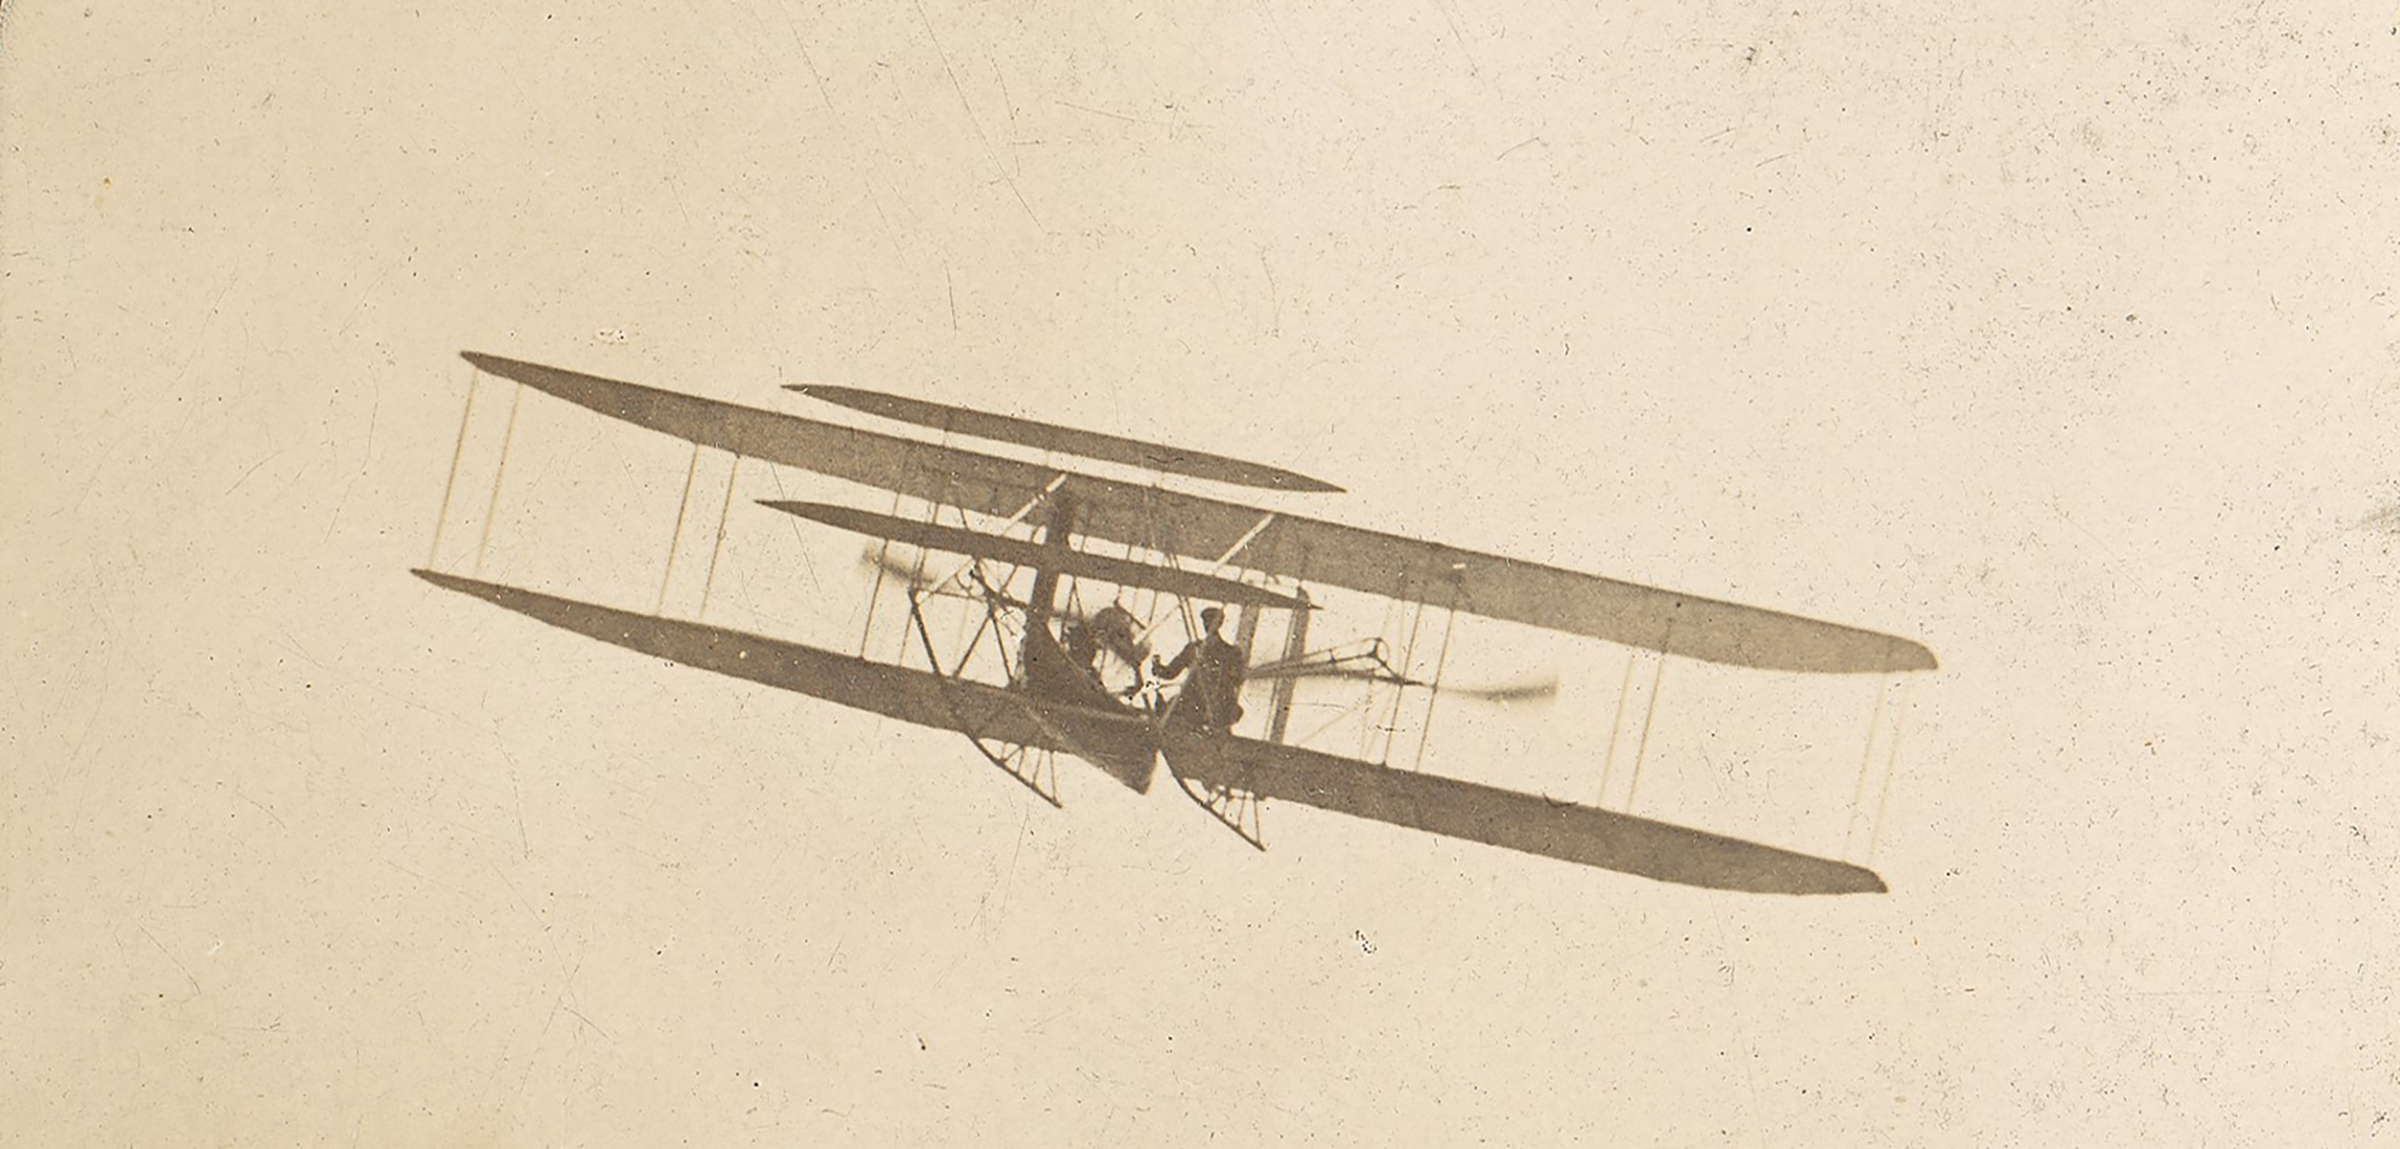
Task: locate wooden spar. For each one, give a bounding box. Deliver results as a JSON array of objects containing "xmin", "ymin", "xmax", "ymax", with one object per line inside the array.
[
  {"xmin": 1232, "ymin": 599, "xmax": 1262, "ymax": 669},
  {"xmin": 1027, "ymin": 493, "xmax": 1077, "ymax": 627},
  {"xmin": 1266, "ymin": 586, "xmax": 1311, "ymax": 744}
]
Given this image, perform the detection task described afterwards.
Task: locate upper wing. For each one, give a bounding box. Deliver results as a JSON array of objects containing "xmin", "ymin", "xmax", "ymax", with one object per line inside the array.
[
  {"xmin": 1159, "ymin": 728, "xmax": 1886, "ymax": 895},
  {"xmin": 464, "ymin": 352, "xmax": 1934, "ymax": 674}
]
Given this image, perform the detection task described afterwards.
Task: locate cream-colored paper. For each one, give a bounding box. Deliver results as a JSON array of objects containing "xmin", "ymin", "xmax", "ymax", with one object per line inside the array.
[{"xmin": 4, "ymin": 2, "xmax": 2391, "ymax": 1143}]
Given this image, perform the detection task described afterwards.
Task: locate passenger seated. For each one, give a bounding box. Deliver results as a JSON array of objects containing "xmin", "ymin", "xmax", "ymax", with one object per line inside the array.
[{"xmin": 1087, "ymin": 603, "xmax": 1148, "ymax": 692}]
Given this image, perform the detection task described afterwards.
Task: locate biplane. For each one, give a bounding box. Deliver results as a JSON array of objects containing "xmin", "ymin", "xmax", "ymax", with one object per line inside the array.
[{"xmin": 415, "ymin": 352, "xmax": 1936, "ymax": 896}]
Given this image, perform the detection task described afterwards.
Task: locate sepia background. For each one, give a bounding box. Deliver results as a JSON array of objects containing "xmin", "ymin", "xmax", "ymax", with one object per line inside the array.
[{"xmin": 4, "ymin": 0, "xmax": 2394, "ymax": 1143}]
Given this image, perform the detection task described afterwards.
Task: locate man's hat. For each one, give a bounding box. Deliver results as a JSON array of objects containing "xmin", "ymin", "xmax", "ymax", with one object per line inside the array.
[{"xmin": 1201, "ymin": 606, "xmax": 1225, "ymax": 627}]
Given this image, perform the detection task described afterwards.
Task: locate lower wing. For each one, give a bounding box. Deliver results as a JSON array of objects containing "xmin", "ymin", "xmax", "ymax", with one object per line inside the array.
[
  {"xmin": 1158, "ymin": 729, "xmax": 1885, "ymax": 895},
  {"xmin": 409, "ymin": 570, "xmax": 1157, "ymax": 790}
]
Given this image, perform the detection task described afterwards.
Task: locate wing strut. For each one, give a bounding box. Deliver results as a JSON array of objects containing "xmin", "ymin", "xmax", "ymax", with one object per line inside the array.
[
  {"xmin": 1264, "ymin": 588, "xmax": 1311, "ymax": 744},
  {"xmin": 1411, "ymin": 576, "xmax": 1465, "ymax": 772},
  {"xmin": 1867, "ymin": 677, "xmax": 1915, "ymax": 861},
  {"xmin": 1380, "ymin": 580, "xmax": 1430, "ymax": 765},
  {"xmin": 1841, "ymin": 670, "xmax": 1916, "ymax": 863},
  {"xmin": 427, "ymin": 363, "xmax": 480, "ymax": 567},
  {"xmin": 857, "ymin": 485, "xmax": 903, "ymax": 655},
  {"xmin": 1621, "ymin": 616, "xmax": 1676, "ymax": 812},
  {"xmin": 699, "ymin": 455, "xmax": 741, "ymax": 620},
  {"xmin": 1597, "ymin": 650, "xmax": 1639, "ymax": 804},
  {"xmin": 1210, "ymin": 512, "xmax": 1277, "ymax": 572},
  {"xmin": 473, "ymin": 382, "xmax": 524, "ymax": 578},
  {"xmin": 1841, "ymin": 674, "xmax": 1889, "ymax": 857},
  {"xmin": 924, "ymin": 473, "xmax": 1067, "ymax": 593},
  {"xmin": 658, "ymin": 443, "xmax": 701, "ymax": 614}
]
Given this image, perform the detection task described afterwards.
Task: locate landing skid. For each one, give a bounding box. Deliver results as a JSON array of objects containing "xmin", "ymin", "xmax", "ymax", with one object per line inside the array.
[
  {"xmin": 964, "ymin": 721, "xmax": 1064, "ymax": 807},
  {"xmin": 908, "ymin": 592, "xmax": 1065, "ymax": 807},
  {"xmin": 1167, "ymin": 739, "xmax": 1267, "ymax": 851}
]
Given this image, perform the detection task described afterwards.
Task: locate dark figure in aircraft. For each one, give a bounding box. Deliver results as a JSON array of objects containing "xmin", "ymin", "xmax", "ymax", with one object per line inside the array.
[{"xmin": 1152, "ymin": 606, "xmax": 1246, "ymax": 731}]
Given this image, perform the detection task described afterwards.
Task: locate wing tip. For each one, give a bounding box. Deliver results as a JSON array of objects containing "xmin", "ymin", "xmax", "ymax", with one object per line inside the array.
[
  {"xmin": 784, "ymin": 383, "xmax": 856, "ymax": 402},
  {"xmin": 1899, "ymin": 641, "xmax": 1939, "ymax": 673},
  {"xmin": 1790, "ymin": 633, "xmax": 1939, "ymax": 675},
  {"xmin": 1703, "ymin": 851, "xmax": 1889, "ymax": 896},
  {"xmin": 1703, "ymin": 856, "xmax": 1888, "ymax": 896},
  {"xmin": 412, "ymin": 567, "xmax": 489, "ymax": 597},
  {"xmin": 1871, "ymin": 639, "xmax": 1938, "ymax": 674},
  {"xmin": 755, "ymin": 498, "xmax": 826, "ymax": 521}
]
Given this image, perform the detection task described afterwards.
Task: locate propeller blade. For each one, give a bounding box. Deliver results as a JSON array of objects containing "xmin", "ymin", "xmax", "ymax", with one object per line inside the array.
[
  {"xmin": 1246, "ymin": 661, "xmax": 1559, "ymax": 706},
  {"xmin": 859, "ymin": 545, "xmax": 935, "ymax": 588},
  {"xmin": 1441, "ymin": 677, "xmax": 1560, "ymax": 704}
]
